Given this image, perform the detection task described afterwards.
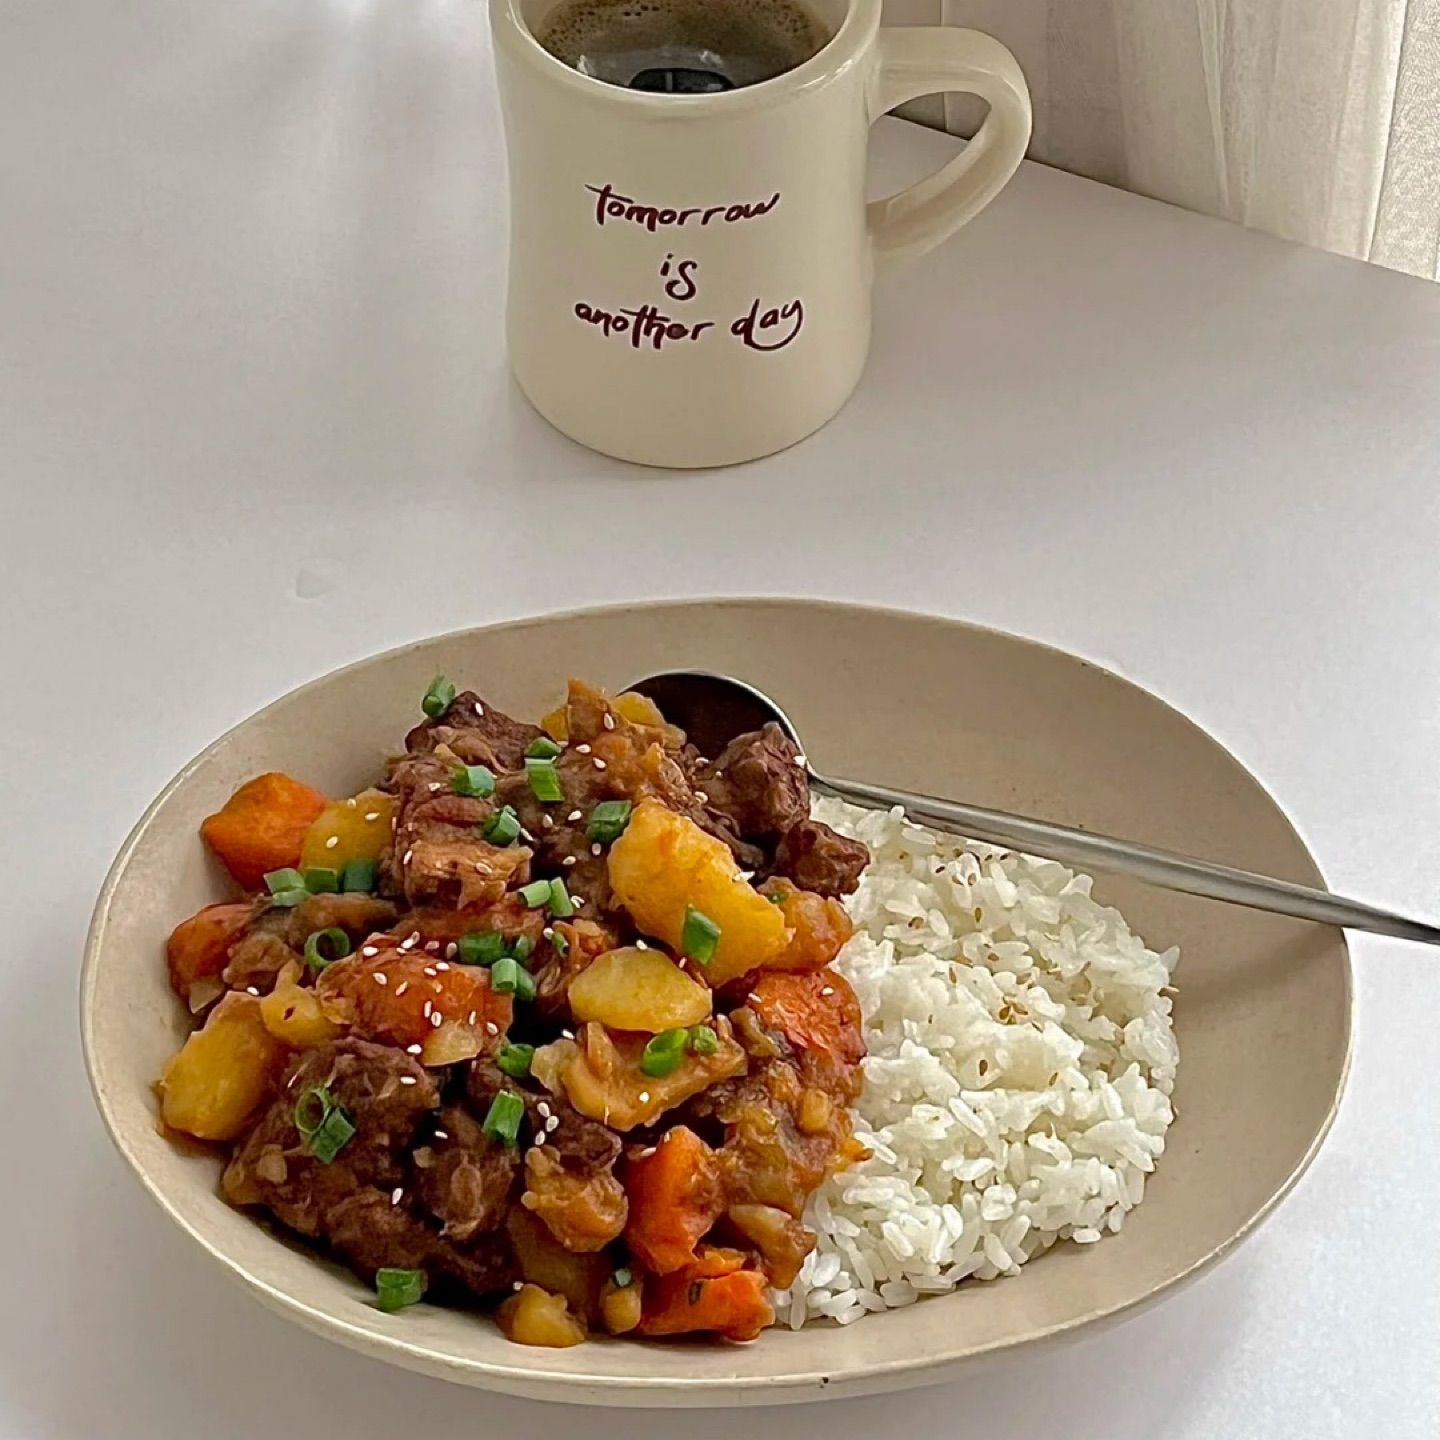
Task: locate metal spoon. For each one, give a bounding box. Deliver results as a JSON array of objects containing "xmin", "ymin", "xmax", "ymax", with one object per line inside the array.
[{"xmin": 627, "ymin": 668, "xmax": 1440, "ymax": 947}]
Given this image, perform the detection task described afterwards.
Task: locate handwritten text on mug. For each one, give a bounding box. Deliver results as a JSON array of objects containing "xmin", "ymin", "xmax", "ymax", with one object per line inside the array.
[{"xmin": 574, "ymin": 185, "xmax": 804, "ymax": 355}]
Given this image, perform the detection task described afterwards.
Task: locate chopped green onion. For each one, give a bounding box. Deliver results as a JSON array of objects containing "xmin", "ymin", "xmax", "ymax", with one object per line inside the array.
[
  {"xmin": 481, "ymin": 805, "xmax": 521, "ymax": 845},
  {"xmin": 519, "ymin": 878, "xmax": 553, "ymax": 909},
  {"xmin": 552, "ymin": 930, "xmax": 570, "ymax": 958},
  {"xmin": 458, "ymin": 930, "xmax": 505, "ymax": 966},
  {"xmin": 340, "ymin": 857, "xmax": 378, "ymax": 893},
  {"xmin": 481, "ymin": 1090, "xmax": 526, "ymax": 1145},
  {"xmin": 375, "ymin": 1267, "xmax": 426, "ymax": 1313},
  {"xmin": 294, "ymin": 1085, "xmax": 355, "ymax": 1163},
  {"xmin": 452, "ymin": 763, "xmax": 495, "ymax": 798},
  {"xmin": 525, "ymin": 757, "xmax": 564, "ymax": 803},
  {"xmin": 303, "ymin": 866, "xmax": 340, "ymax": 894},
  {"xmin": 309, "ymin": 1105, "xmax": 357, "ymax": 1163},
  {"xmin": 490, "ymin": 956, "xmax": 536, "ymax": 1001},
  {"xmin": 640, "ymin": 1028, "xmax": 688, "ymax": 1078},
  {"xmin": 526, "ymin": 735, "xmax": 563, "ymax": 760},
  {"xmin": 613, "ymin": 1266, "xmax": 634, "ymax": 1289},
  {"xmin": 496, "ymin": 1042, "xmax": 535, "ymax": 1079},
  {"xmin": 586, "ymin": 799, "xmax": 633, "ymax": 844},
  {"xmin": 303, "ymin": 926, "xmax": 352, "ymax": 971},
  {"xmin": 688, "ymin": 1025, "xmax": 719, "ymax": 1057},
  {"xmin": 547, "ymin": 878, "xmax": 575, "ymax": 918},
  {"xmin": 421, "ymin": 675, "xmax": 455, "ymax": 719},
  {"xmin": 293, "ymin": 1084, "xmax": 334, "ymax": 1139},
  {"xmin": 264, "ymin": 867, "xmax": 308, "ymax": 908},
  {"xmin": 681, "ymin": 906, "xmax": 721, "ymax": 965},
  {"xmin": 510, "ymin": 934, "xmax": 535, "ymax": 962}
]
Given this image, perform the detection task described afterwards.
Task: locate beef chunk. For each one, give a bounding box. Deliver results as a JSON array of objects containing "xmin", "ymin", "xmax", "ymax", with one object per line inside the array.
[
  {"xmin": 224, "ymin": 1040, "xmax": 515, "ymax": 1297},
  {"xmin": 520, "ymin": 1105, "xmax": 626, "ymax": 1252},
  {"xmin": 404, "ymin": 691, "xmax": 543, "ymax": 773},
  {"xmin": 770, "ymin": 819, "xmax": 869, "ymax": 897},
  {"xmin": 414, "ymin": 1104, "xmax": 519, "ymax": 1243},
  {"xmin": 697, "ymin": 725, "xmax": 809, "ymax": 843},
  {"xmin": 384, "ymin": 751, "xmax": 533, "ymax": 906},
  {"xmin": 224, "ymin": 1040, "xmax": 440, "ymax": 1225},
  {"xmin": 221, "ymin": 893, "xmax": 398, "ymax": 994}
]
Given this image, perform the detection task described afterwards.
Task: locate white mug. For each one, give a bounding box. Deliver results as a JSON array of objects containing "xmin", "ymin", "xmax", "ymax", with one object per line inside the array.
[{"xmin": 491, "ymin": 0, "xmax": 1031, "ymax": 468}]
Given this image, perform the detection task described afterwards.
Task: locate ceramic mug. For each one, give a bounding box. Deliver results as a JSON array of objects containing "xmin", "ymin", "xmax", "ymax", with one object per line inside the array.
[{"xmin": 491, "ymin": 0, "xmax": 1031, "ymax": 468}]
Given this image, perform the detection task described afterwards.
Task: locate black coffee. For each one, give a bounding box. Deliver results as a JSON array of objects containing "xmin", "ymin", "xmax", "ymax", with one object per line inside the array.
[{"xmin": 536, "ymin": 0, "xmax": 829, "ymax": 93}]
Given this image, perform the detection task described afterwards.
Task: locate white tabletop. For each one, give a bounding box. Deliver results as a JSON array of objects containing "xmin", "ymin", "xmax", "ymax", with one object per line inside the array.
[{"xmin": 4, "ymin": 2, "xmax": 1439, "ymax": 1436}]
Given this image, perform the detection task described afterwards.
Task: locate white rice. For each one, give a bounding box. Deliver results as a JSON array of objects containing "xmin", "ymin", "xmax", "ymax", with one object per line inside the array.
[{"xmin": 777, "ymin": 798, "xmax": 1180, "ymax": 1329}]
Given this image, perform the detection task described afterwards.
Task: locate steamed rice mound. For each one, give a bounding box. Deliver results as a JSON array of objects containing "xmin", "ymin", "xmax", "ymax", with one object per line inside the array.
[{"xmin": 779, "ymin": 799, "xmax": 1180, "ymax": 1327}]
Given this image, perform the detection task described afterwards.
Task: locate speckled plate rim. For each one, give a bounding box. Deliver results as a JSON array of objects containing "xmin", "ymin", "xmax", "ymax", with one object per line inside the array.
[{"xmin": 80, "ymin": 598, "xmax": 1353, "ymax": 1405}]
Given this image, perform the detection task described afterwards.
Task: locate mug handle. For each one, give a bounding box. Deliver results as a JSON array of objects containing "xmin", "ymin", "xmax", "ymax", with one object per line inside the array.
[{"xmin": 867, "ymin": 28, "xmax": 1032, "ymax": 269}]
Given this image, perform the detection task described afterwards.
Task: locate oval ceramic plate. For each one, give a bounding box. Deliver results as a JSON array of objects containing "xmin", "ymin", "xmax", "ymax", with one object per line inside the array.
[{"xmin": 81, "ymin": 601, "xmax": 1350, "ymax": 1406}]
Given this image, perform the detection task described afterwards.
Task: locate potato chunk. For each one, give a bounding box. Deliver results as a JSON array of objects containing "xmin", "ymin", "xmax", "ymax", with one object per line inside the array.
[
  {"xmin": 159, "ymin": 992, "xmax": 286, "ymax": 1141},
  {"xmin": 567, "ymin": 947, "xmax": 711, "ymax": 1033},
  {"xmin": 259, "ymin": 961, "xmax": 342, "ymax": 1048},
  {"xmin": 299, "ymin": 788, "xmax": 397, "ymax": 872},
  {"xmin": 496, "ymin": 1284, "xmax": 586, "ymax": 1347},
  {"xmin": 607, "ymin": 802, "xmax": 788, "ymax": 984}
]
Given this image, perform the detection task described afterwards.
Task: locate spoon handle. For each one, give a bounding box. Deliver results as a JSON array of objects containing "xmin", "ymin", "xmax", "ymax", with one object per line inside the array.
[{"xmin": 811, "ymin": 771, "xmax": 1440, "ymax": 947}]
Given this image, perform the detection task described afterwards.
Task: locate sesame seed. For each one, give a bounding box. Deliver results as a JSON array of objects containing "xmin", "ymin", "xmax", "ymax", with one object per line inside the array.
[
  {"xmin": 748, "ymin": 993, "xmax": 760, "ymax": 1003},
  {"xmin": 537, "ymin": 1101, "xmax": 551, "ymax": 1118},
  {"xmin": 361, "ymin": 945, "xmax": 378, "ymax": 957},
  {"xmin": 486, "ymin": 1021, "xmax": 499, "ymax": 1035},
  {"xmin": 696, "ymin": 790, "xmax": 709, "ymax": 804},
  {"xmin": 562, "ymin": 855, "xmax": 576, "ymax": 867},
  {"xmin": 422, "ymin": 966, "xmax": 437, "ymax": 977},
  {"xmin": 545, "ymin": 1115, "xmax": 559, "ymax": 1133},
  {"xmin": 435, "ymin": 960, "xmax": 449, "ymax": 971},
  {"xmin": 567, "ymin": 810, "xmax": 582, "ymax": 822},
  {"xmin": 325, "ymin": 834, "xmax": 339, "ymax": 849},
  {"xmin": 444, "ymin": 943, "xmax": 457, "ymax": 959},
  {"xmin": 638, "ymin": 1091, "xmax": 650, "ymax": 1104},
  {"xmin": 821, "ymin": 986, "xmax": 835, "ymax": 996},
  {"xmin": 399, "ymin": 1075, "xmax": 417, "ymax": 1086},
  {"xmin": 603, "ymin": 713, "xmax": 615, "ymax": 730},
  {"xmin": 541, "ymin": 815, "xmax": 553, "ymax": 829},
  {"xmin": 391, "ymin": 1187, "xmax": 404, "ymax": 1205},
  {"xmin": 390, "ymin": 817, "xmax": 398, "ymax": 831},
  {"xmin": 434, "ymin": 1129, "xmax": 448, "ymax": 1140},
  {"xmin": 424, "ymin": 940, "xmax": 440, "ymax": 952},
  {"xmin": 403, "ymin": 931, "xmax": 420, "ymax": 949},
  {"xmin": 430, "ymin": 1012, "xmax": 443, "ymax": 1028},
  {"xmin": 373, "ymin": 973, "xmax": 388, "ymax": 986},
  {"xmin": 593, "ymin": 759, "xmax": 606, "ymax": 771},
  {"xmin": 395, "ymin": 981, "xmax": 409, "ymax": 996},
  {"xmin": 475, "ymin": 702, "xmax": 486, "ymax": 718},
  {"xmin": 402, "ymin": 849, "xmax": 413, "ymax": 866},
  {"xmin": 635, "ymin": 939, "xmax": 648, "ymax": 950},
  {"xmin": 561, "ymin": 1029, "xmax": 574, "ymax": 1040},
  {"xmin": 346, "ymin": 797, "xmax": 358, "ymax": 809},
  {"xmin": 573, "ymin": 896, "xmax": 585, "ymax": 907},
  {"xmin": 245, "ymin": 986, "xmax": 260, "ymax": 997},
  {"xmin": 512, "ymin": 1281, "xmax": 524, "ymax": 1292},
  {"xmin": 467, "ymin": 1010, "xmax": 477, "ymax": 1025},
  {"xmin": 364, "ymin": 811, "xmax": 380, "ymax": 822},
  {"xmin": 406, "ymin": 1043, "xmax": 423, "ymax": 1055},
  {"xmin": 640, "ymin": 1146, "xmax": 656, "ymax": 1158},
  {"xmin": 542, "ymin": 927, "xmax": 554, "ymax": 940},
  {"xmin": 576, "ymin": 743, "xmax": 591, "ymax": 754},
  {"xmin": 794, "ymin": 753, "xmax": 807, "ymax": 767},
  {"xmin": 422, "ymin": 1000, "xmax": 433, "ymax": 1018},
  {"xmin": 590, "ymin": 843, "xmax": 602, "ymax": 857},
  {"xmin": 428, "ymin": 782, "xmax": 442, "ymax": 793},
  {"xmin": 534, "ymin": 1131, "xmax": 546, "ymax": 1146}
]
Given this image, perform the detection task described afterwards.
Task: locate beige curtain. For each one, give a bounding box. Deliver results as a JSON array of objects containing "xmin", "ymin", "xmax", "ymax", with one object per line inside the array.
[{"xmin": 886, "ymin": 0, "xmax": 1440, "ymax": 279}]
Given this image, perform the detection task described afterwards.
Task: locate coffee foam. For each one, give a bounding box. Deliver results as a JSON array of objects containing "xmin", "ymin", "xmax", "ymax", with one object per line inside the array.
[{"xmin": 537, "ymin": 0, "xmax": 828, "ymax": 88}]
